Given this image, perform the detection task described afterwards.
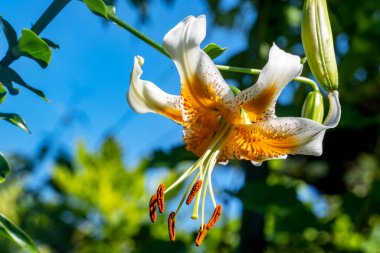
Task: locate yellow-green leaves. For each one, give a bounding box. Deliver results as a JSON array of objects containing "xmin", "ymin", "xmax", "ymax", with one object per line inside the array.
[
  {"xmin": 0, "ymin": 113, "xmax": 31, "ymax": 133},
  {"xmin": 17, "ymin": 29, "xmax": 52, "ymax": 68},
  {"xmin": 302, "ymin": 91, "xmax": 324, "ymax": 123},
  {"xmin": 302, "ymin": 0, "xmax": 338, "ymax": 92}
]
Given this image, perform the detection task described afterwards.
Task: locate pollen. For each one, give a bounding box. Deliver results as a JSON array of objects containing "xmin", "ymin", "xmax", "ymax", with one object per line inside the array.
[
  {"xmin": 195, "ymin": 224, "xmax": 208, "ymax": 247},
  {"xmin": 157, "ymin": 184, "xmax": 165, "ymax": 213},
  {"xmin": 168, "ymin": 212, "xmax": 176, "ymax": 241},
  {"xmin": 206, "ymin": 204, "xmax": 222, "ymax": 230},
  {"xmin": 149, "ymin": 194, "xmax": 157, "ymax": 223},
  {"xmin": 186, "ymin": 180, "xmax": 203, "ymax": 205}
]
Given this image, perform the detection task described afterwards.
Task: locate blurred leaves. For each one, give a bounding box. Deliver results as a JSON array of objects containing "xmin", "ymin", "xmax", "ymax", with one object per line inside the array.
[
  {"xmin": 0, "ymin": 113, "xmax": 31, "ymax": 133},
  {"xmin": 0, "ymin": 153, "xmax": 10, "ymax": 183},
  {"xmin": 17, "ymin": 29, "xmax": 52, "ymax": 68},
  {"xmin": 0, "ymin": 214, "xmax": 39, "ymax": 253}
]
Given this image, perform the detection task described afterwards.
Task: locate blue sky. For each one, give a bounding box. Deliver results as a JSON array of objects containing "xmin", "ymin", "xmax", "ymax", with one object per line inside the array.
[{"xmin": 1, "ymin": 0, "xmax": 248, "ymax": 166}]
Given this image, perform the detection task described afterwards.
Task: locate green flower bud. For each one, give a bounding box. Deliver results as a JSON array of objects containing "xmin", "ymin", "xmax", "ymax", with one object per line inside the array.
[
  {"xmin": 302, "ymin": 0, "xmax": 338, "ymax": 91},
  {"xmin": 302, "ymin": 91, "xmax": 324, "ymax": 123}
]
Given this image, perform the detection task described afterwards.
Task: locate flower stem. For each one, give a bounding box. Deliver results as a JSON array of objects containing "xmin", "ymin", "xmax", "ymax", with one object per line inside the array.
[
  {"xmin": 107, "ymin": 13, "xmax": 169, "ymax": 58},
  {"xmin": 216, "ymin": 65, "xmax": 320, "ymax": 92}
]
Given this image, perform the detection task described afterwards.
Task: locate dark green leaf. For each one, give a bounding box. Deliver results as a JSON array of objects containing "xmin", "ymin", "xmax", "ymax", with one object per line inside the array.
[
  {"xmin": 0, "ymin": 214, "xmax": 39, "ymax": 253},
  {"xmin": 0, "ymin": 84, "xmax": 6, "ymax": 104},
  {"xmin": 1, "ymin": 81, "xmax": 19, "ymax": 95},
  {"xmin": 203, "ymin": 43, "xmax": 227, "ymax": 59},
  {"xmin": 42, "ymin": 38, "xmax": 60, "ymax": 49},
  {"xmin": 0, "ymin": 17, "xmax": 18, "ymax": 48},
  {"xmin": 0, "ymin": 67, "xmax": 48, "ymax": 101},
  {"xmin": 17, "ymin": 29, "xmax": 52, "ymax": 68},
  {"xmin": 82, "ymin": 0, "xmax": 109, "ymax": 18},
  {"xmin": 0, "ymin": 112, "xmax": 31, "ymax": 133},
  {"xmin": 0, "ymin": 152, "xmax": 10, "ymax": 183}
]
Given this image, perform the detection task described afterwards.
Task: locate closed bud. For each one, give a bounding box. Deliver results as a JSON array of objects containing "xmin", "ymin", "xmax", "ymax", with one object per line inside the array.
[
  {"xmin": 302, "ymin": 0, "xmax": 338, "ymax": 91},
  {"xmin": 302, "ymin": 91, "xmax": 324, "ymax": 123}
]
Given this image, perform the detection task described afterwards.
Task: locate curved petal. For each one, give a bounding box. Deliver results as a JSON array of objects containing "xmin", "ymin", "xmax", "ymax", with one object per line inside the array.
[
  {"xmin": 223, "ymin": 91, "xmax": 341, "ymax": 162},
  {"xmin": 235, "ymin": 44, "xmax": 303, "ymax": 122},
  {"xmin": 163, "ymin": 15, "xmax": 239, "ymax": 123},
  {"xmin": 127, "ymin": 56, "xmax": 183, "ymax": 124}
]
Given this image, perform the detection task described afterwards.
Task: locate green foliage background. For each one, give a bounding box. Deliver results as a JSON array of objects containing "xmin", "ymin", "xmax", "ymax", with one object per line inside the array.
[{"xmin": 0, "ymin": 0, "xmax": 379, "ymax": 252}]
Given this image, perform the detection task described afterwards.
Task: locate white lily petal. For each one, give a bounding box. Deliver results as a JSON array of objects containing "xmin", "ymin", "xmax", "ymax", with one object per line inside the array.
[
  {"xmin": 163, "ymin": 15, "xmax": 238, "ymax": 120},
  {"xmin": 127, "ymin": 56, "xmax": 183, "ymax": 123},
  {"xmin": 235, "ymin": 44, "xmax": 303, "ymax": 122}
]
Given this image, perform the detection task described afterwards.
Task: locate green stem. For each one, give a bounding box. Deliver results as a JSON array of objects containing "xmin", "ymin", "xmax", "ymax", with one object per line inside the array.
[
  {"xmin": 31, "ymin": 0, "xmax": 71, "ymax": 35},
  {"xmin": 216, "ymin": 65, "xmax": 320, "ymax": 91},
  {"xmin": 107, "ymin": 13, "xmax": 319, "ymax": 91},
  {"xmin": 108, "ymin": 13, "xmax": 169, "ymax": 58}
]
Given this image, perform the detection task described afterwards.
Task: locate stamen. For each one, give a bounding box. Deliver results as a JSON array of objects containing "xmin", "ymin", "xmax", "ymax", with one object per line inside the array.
[
  {"xmin": 206, "ymin": 204, "xmax": 222, "ymax": 230},
  {"xmin": 157, "ymin": 184, "xmax": 165, "ymax": 213},
  {"xmin": 195, "ymin": 225, "xmax": 208, "ymax": 247},
  {"xmin": 168, "ymin": 211, "xmax": 176, "ymax": 241},
  {"xmin": 186, "ymin": 180, "xmax": 203, "ymax": 205},
  {"xmin": 149, "ymin": 194, "xmax": 157, "ymax": 223}
]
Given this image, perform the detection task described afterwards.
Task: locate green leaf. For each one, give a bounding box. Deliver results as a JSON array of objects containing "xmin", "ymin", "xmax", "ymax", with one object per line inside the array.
[
  {"xmin": 0, "ymin": 113, "xmax": 31, "ymax": 133},
  {"xmin": 1, "ymin": 81, "xmax": 19, "ymax": 95},
  {"xmin": 42, "ymin": 38, "xmax": 60, "ymax": 49},
  {"xmin": 17, "ymin": 29, "xmax": 52, "ymax": 68},
  {"xmin": 0, "ymin": 84, "xmax": 6, "ymax": 104},
  {"xmin": 203, "ymin": 43, "xmax": 227, "ymax": 59},
  {"xmin": 82, "ymin": 0, "xmax": 109, "ymax": 19},
  {"xmin": 0, "ymin": 214, "xmax": 39, "ymax": 253},
  {"xmin": 0, "ymin": 67, "xmax": 48, "ymax": 101},
  {"xmin": 0, "ymin": 17, "xmax": 18, "ymax": 48},
  {"xmin": 0, "ymin": 152, "xmax": 10, "ymax": 183}
]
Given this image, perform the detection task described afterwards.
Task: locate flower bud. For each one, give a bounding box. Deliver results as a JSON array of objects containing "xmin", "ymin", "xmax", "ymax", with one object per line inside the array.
[
  {"xmin": 302, "ymin": 91, "xmax": 324, "ymax": 123},
  {"xmin": 302, "ymin": 0, "xmax": 338, "ymax": 91}
]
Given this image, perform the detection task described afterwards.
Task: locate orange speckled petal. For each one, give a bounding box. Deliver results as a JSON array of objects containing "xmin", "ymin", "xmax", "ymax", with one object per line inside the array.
[{"xmin": 235, "ymin": 44, "xmax": 303, "ymax": 122}]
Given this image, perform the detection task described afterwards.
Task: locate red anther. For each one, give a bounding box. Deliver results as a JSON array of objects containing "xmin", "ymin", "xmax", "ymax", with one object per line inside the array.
[
  {"xmin": 206, "ymin": 204, "xmax": 222, "ymax": 230},
  {"xmin": 195, "ymin": 225, "xmax": 208, "ymax": 247},
  {"xmin": 168, "ymin": 212, "xmax": 176, "ymax": 241},
  {"xmin": 186, "ymin": 180, "xmax": 203, "ymax": 205},
  {"xmin": 149, "ymin": 194, "xmax": 157, "ymax": 223},
  {"xmin": 157, "ymin": 184, "xmax": 165, "ymax": 213}
]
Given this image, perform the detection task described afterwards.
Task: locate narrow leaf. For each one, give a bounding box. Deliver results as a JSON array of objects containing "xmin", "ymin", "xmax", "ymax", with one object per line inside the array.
[
  {"xmin": 42, "ymin": 38, "xmax": 60, "ymax": 49},
  {"xmin": 203, "ymin": 43, "xmax": 227, "ymax": 59},
  {"xmin": 17, "ymin": 29, "xmax": 52, "ymax": 68},
  {"xmin": 82, "ymin": 0, "xmax": 109, "ymax": 18},
  {"xmin": 0, "ymin": 152, "xmax": 10, "ymax": 183},
  {"xmin": 0, "ymin": 84, "xmax": 6, "ymax": 104},
  {"xmin": 0, "ymin": 214, "xmax": 39, "ymax": 253},
  {"xmin": 0, "ymin": 67, "xmax": 48, "ymax": 101},
  {"xmin": 0, "ymin": 17, "xmax": 18, "ymax": 48},
  {"xmin": 0, "ymin": 113, "xmax": 31, "ymax": 133}
]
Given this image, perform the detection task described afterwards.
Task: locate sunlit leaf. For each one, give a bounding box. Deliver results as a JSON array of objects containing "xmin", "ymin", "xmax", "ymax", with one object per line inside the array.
[
  {"xmin": 82, "ymin": 0, "xmax": 109, "ymax": 18},
  {"xmin": 0, "ymin": 214, "xmax": 39, "ymax": 253},
  {"xmin": 0, "ymin": 113, "xmax": 31, "ymax": 133},
  {"xmin": 42, "ymin": 38, "xmax": 60, "ymax": 49},
  {"xmin": 17, "ymin": 29, "xmax": 52, "ymax": 68},
  {"xmin": 0, "ymin": 152, "xmax": 10, "ymax": 183},
  {"xmin": 0, "ymin": 17, "xmax": 18, "ymax": 48},
  {"xmin": 203, "ymin": 43, "xmax": 227, "ymax": 59},
  {"xmin": 0, "ymin": 66, "xmax": 48, "ymax": 101},
  {"xmin": 0, "ymin": 84, "xmax": 6, "ymax": 104}
]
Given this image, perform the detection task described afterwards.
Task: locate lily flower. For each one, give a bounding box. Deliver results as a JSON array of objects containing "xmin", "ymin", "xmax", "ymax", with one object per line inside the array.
[{"xmin": 127, "ymin": 15, "xmax": 340, "ymax": 246}]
